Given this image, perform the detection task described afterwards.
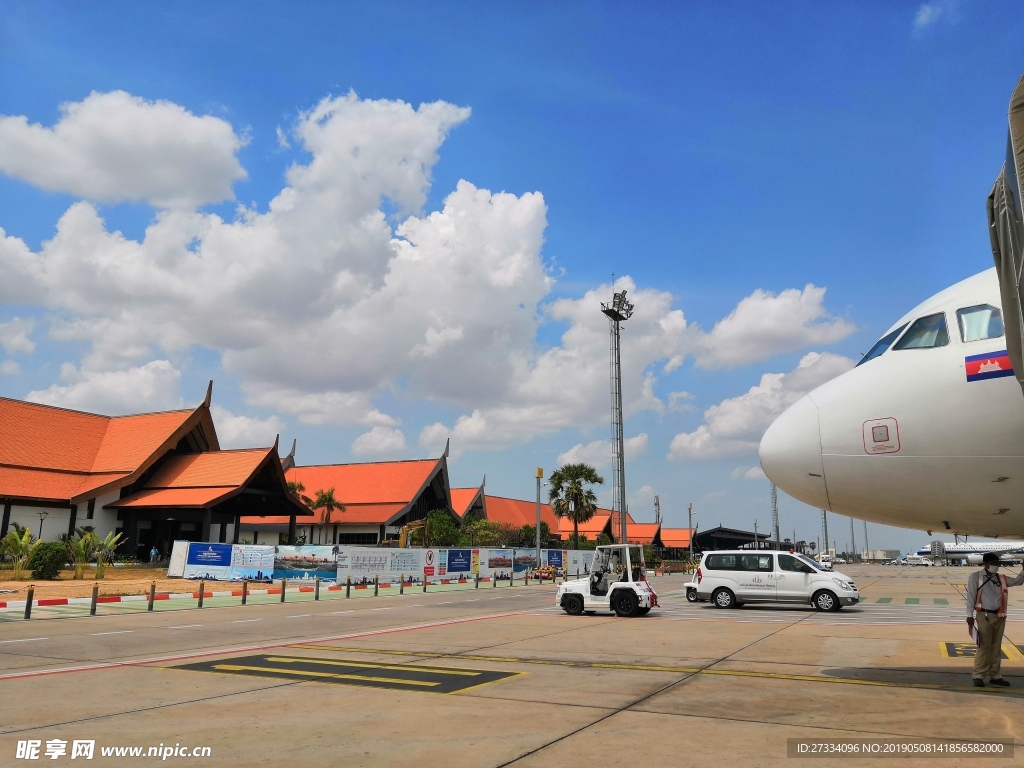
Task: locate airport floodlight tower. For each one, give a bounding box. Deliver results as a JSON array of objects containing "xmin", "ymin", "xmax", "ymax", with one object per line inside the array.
[
  {"xmin": 850, "ymin": 516, "xmax": 857, "ymax": 563},
  {"xmin": 601, "ymin": 287, "xmax": 634, "ymax": 547},
  {"xmin": 821, "ymin": 510, "xmax": 829, "ymax": 557},
  {"xmin": 770, "ymin": 481, "xmax": 780, "ymax": 549}
]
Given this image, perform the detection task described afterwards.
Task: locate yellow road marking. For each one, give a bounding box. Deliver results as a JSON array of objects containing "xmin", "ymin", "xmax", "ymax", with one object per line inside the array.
[
  {"xmin": 290, "ymin": 644, "xmax": 1024, "ymax": 695},
  {"xmin": 211, "ymin": 663, "xmax": 439, "ymax": 687},
  {"xmin": 290, "ymin": 645, "xmax": 700, "ymax": 674},
  {"xmin": 264, "ymin": 656, "xmax": 480, "ymax": 676}
]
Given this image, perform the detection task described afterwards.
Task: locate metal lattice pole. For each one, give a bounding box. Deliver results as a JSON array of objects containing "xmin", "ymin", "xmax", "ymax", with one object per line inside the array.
[
  {"xmin": 601, "ymin": 289, "xmax": 634, "ymax": 546},
  {"xmin": 821, "ymin": 510, "xmax": 829, "ymax": 558},
  {"xmin": 770, "ymin": 482, "xmax": 780, "ymax": 550},
  {"xmin": 850, "ymin": 517, "xmax": 857, "ymax": 563}
]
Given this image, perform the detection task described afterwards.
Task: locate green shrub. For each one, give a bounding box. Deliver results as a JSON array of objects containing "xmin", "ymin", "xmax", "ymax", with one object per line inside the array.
[{"xmin": 28, "ymin": 542, "xmax": 69, "ymax": 580}]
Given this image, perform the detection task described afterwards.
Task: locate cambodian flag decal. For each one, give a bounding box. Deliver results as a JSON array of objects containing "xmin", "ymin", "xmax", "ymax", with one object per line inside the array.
[{"xmin": 965, "ymin": 350, "xmax": 1014, "ymax": 382}]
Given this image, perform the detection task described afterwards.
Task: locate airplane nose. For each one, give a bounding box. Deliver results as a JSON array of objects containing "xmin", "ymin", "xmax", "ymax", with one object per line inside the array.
[{"xmin": 759, "ymin": 395, "xmax": 831, "ymax": 510}]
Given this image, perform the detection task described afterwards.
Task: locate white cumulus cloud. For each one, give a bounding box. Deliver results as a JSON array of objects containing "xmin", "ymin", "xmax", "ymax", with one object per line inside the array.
[
  {"xmin": 557, "ymin": 434, "xmax": 649, "ymax": 469},
  {"xmin": 693, "ymin": 285, "xmax": 854, "ymax": 369},
  {"xmin": 731, "ymin": 465, "xmax": 767, "ymax": 481},
  {"xmin": 0, "ymin": 360, "xmax": 19, "ymax": 375},
  {"xmin": 26, "ymin": 360, "xmax": 184, "ymax": 415},
  {"xmin": 352, "ymin": 426, "xmax": 408, "ymax": 457},
  {"xmin": 0, "ymin": 318, "xmax": 34, "ymax": 354},
  {"xmin": 0, "ymin": 90, "xmax": 856, "ymax": 455},
  {"xmin": 210, "ymin": 405, "xmax": 285, "ymax": 449},
  {"xmin": 0, "ymin": 91, "xmax": 247, "ymax": 209},
  {"xmin": 668, "ymin": 352, "xmax": 855, "ymax": 461}
]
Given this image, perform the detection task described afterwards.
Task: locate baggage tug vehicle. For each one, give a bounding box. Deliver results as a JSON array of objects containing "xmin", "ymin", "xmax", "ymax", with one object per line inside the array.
[{"xmin": 556, "ymin": 544, "xmax": 659, "ymax": 617}]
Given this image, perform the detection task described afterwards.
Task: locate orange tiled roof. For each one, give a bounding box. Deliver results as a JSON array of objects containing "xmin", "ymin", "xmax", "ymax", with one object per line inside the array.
[
  {"xmin": 660, "ymin": 528, "xmax": 694, "ymax": 548},
  {"xmin": 0, "ymin": 396, "xmax": 215, "ymax": 503},
  {"xmin": 451, "ymin": 486, "xmax": 484, "ymax": 519},
  {"xmin": 485, "ymin": 495, "xmax": 559, "ymax": 531},
  {"xmin": 109, "ymin": 448, "xmax": 276, "ymax": 509},
  {"xmin": 242, "ymin": 457, "xmax": 445, "ymax": 526},
  {"xmin": 625, "ymin": 523, "xmax": 661, "ymax": 545},
  {"xmin": 556, "ymin": 508, "xmax": 611, "ymax": 539},
  {"xmin": 285, "ymin": 460, "xmax": 438, "ymax": 504}
]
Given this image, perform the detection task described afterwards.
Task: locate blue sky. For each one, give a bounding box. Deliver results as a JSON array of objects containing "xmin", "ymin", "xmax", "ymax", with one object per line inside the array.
[{"xmin": 1, "ymin": 1, "xmax": 1022, "ymax": 554}]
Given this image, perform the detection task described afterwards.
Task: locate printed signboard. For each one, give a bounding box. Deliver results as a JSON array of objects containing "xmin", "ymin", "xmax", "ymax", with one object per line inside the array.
[
  {"xmin": 229, "ymin": 545, "xmax": 275, "ymax": 581},
  {"xmin": 183, "ymin": 543, "xmax": 233, "ymax": 580},
  {"xmin": 438, "ymin": 549, "xmax": 448, "ymax": 576},
  {"xmin": 544, "ymin": 549, "xmax": 563, "ymax": 568},
  {"xmin": 447, "ymin": 549, "xmax": 472, "ymax": 573},
  {"xmin": 274, "ymin": 545, "xmax": 341, "ymax": 580}
]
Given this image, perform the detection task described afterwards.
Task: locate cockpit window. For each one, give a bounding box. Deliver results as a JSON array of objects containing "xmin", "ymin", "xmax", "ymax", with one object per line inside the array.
[
  {"xmin": 856, "ymin": 324, "xmax": 908, "ymax": 367},
  {"xmin": 957, "ymin": 304, "xmax": 1004, "ymax": 342},
  {"xmin": 892, "ymin": 313, "xmax": 949, "ymax": 350}
]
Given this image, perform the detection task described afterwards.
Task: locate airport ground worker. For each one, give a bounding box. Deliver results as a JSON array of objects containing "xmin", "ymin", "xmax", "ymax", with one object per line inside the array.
[{"xmin": 966, "ymin": 552, "xmax": 1024, "ymax": 686}]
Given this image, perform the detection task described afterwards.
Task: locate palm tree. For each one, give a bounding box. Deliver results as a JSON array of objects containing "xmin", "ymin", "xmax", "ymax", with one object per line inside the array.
[
  {"xmin": 311, "ymin": 488, "xmax": 345, "ymax": 545},
  {"xmin": 548, "ymin": 463, "xmax": 604, "ymax": 550},
  {"xmin": 94, "ymin": 532, "xmax": 123, "ymax": 579},
  {"xmin": 1, "ymin": 529, "xmax": 39, "ymax": 580},
  {"xmin": 69, "ymin": 531, "xmax": 98, "ymax": 580}
]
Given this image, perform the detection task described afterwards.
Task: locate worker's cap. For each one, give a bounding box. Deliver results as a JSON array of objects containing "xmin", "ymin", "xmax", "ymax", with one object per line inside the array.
[{"xmin": 982, "ymin": 552, "xmax": 1001, "ymax": 565}]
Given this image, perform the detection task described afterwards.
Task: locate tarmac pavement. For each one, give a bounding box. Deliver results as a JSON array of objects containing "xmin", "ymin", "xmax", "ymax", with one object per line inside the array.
[{"xmin": 2, "ymin": 567, "xmax": 1023, "ymax": 766}]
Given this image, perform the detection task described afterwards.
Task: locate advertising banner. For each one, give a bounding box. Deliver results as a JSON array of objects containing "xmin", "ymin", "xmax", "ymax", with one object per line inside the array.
[
  {"xmin": 544, "ymin": 549, "xmax": 563, "ymax": 568},
  {"xmin": 274, "ymin": 545, "xmax": 341, "ymax": 580},
  {"xmin": 183, "ymin": 543, "xmax": 233, "ymax": 580},
  {"xmin": 438, "ymin": 549, "xmax": 448, "ymax": 576},
  {"xmin": 229, "ymin": 545, "xmax": 276, "ymax": 581},
  {"xmin": 471, "ymin": 549, "xmax": 480, "ymax": 575},
  {"xmin": 337, "ymin": 547, "xmax": 424, "ymax": 584},
  {"xmin": 487, "ymin": 549, "xmax": 512, "ymax": 580},
  {"xmin": 513, "ymin": 551, "xmax": 536, "ymax": 572},
  {"xmin": 447, "ymin": 549, "xmax": 472, "ymax": 574}
]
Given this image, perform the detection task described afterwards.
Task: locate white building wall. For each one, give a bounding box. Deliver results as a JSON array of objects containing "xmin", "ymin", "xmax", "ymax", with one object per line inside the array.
[{"xmin": 7, "ymin": 504, "xmax": 74, "ymax": 541}]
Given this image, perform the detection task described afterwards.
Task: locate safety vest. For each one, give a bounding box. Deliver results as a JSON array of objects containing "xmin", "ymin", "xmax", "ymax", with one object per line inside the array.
[{"xmin": 975, "ymin": 572, "xmax": 1009, "ymax": 618}]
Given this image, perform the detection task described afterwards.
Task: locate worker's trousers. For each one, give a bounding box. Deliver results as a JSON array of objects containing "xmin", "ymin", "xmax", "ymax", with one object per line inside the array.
[{"xmin": 974, "ymin": 612, "xmax": 1007, "ymax": 680}]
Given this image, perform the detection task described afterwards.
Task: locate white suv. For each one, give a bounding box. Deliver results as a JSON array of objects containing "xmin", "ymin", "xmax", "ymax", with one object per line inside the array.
[{"xmin": 695, "ymin": 550, "xmax": 859, "ymax": 611}]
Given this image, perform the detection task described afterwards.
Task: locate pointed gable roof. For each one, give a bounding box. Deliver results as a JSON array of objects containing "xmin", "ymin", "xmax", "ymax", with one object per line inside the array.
[
  {"xmin": 108, "ymin": 445, "xmax": 309, "ymax": 515},
  {"xmin": 0, "ymin": 394, "xmax": 219, "ymax": 504},
  {"xmin": 659, "ymin": 528, "xmax": 694, "ymax": 549},
  {"xmin": 244, "ymin": 452, "xmax": 450, "ymax": 526},
  {"xmin": 484, "ymin": 495, "xmax": 560, "ymax": 531},
  {"xmin": 451, "ymin": 481, "xmax": 486, "ymax": 520}
]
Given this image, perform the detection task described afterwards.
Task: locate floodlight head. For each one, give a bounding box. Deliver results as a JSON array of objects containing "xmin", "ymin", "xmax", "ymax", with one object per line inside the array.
[{"xmin": 601, "ymin": 289, "xmax": 635, "ymax": 322}]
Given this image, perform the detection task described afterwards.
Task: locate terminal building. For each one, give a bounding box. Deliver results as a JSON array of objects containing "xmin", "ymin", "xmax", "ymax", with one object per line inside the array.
[
  {"xmin": 0, "ymin": 386, "xmax": 310, "ymax": 560},
  {"xmin": 0, "ymin": 388, "xmax": 702, "ymax": 557}
]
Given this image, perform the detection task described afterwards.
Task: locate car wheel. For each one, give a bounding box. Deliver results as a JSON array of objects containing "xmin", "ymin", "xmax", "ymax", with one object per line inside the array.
[
  {"xmin": 563, "ymin": 595, "xmax": 584, "ymax": 616},
  {"xmin": 612, "ymin": 591, "xmax": 638, "ymax": 617},
  {"xmin": 712, "ymin": 588, "xmax": 735, "ymax": 609},
  {"xmin": 813, "ymin": 590, "xmax": 839, "ymax": 612},
  {"xmin": 686, "ymin": 589, "xmax": 699, "ymax": 603}
]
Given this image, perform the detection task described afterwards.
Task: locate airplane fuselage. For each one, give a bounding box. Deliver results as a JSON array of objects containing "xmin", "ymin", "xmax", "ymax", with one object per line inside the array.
[{"xmin": 760, "ymin": 268, "xmax": 1024, "ymax": 539}]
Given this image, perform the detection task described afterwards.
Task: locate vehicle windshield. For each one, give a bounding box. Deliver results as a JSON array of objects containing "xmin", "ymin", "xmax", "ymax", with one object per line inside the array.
[
  {"xmin": 856, "ymin": 324, "xmax": 908, "ymax": 367},
  {"xmin": 796, "ymin": 554, "xmax": 820, "ymax": 570}
]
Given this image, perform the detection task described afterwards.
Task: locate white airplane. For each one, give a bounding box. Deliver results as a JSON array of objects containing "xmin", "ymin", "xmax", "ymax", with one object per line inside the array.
[
  {"xmin": 759, "ymin": 74, "xmax": 1024, "ymax": 541},
  {"xmin": 915, "ymin": 540, "xmax": 1024, "ymax": 565}
]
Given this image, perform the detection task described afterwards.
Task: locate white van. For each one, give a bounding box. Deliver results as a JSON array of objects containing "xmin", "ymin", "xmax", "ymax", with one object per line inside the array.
[{"xmin": 695, "ymin": 550, "xmax": 859, "ymax": 611}]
